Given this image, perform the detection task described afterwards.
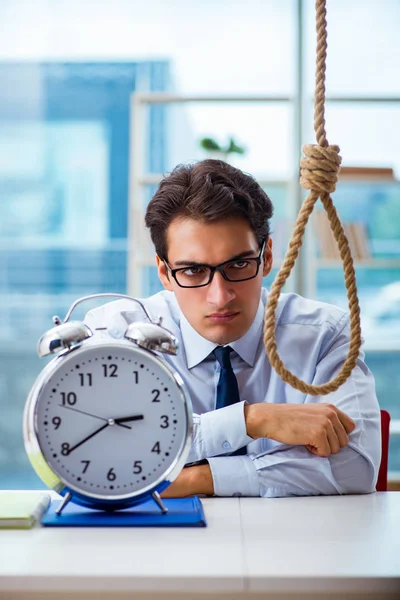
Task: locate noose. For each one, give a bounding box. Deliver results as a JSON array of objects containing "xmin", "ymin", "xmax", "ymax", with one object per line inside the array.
[{"xmin": 263, "ymin": 0, "xmax": 362, "ymax": 396}]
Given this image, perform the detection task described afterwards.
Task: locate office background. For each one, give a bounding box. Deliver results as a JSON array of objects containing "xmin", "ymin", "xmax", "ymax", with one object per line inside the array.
[{"xmin": 0, "ymin": 0, "xmax": 399, "ymax": 488}]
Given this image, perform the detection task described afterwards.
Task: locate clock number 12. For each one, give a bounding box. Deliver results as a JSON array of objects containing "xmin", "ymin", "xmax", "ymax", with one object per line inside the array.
[{"xmin": 102, "ymin": 364, "xmax": 118, "ymax": 378}]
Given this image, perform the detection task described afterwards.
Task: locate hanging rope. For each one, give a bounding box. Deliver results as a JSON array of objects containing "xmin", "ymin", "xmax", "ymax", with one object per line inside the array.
[{"xmin": 263, "ymin": 0, "xmax": 362, "ymax": 396}]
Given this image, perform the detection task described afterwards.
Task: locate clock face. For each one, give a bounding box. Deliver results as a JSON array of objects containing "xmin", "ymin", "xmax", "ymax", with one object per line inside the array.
[{"xmin": 33, "ymin": 341, "xmax": 190, "ymax": 499}]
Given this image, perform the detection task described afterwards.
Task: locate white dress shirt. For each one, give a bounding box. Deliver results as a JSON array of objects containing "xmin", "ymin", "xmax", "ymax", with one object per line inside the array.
[{"xmin": 85, "ymin": 288, "xmax": 381, "ymax": 498}]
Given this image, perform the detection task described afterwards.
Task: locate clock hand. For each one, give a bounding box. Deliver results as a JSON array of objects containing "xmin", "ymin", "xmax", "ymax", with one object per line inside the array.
[
  {"xmin": 67, "ymin": 422, "xmax": 110, "ymax": 454},
  {"xmin": 114, "ymin": 414, "xmax": 144, "ymax": 425},
  {"xmin": 59, "ymin": 404, "xmax": 132, "ymax": 429}
]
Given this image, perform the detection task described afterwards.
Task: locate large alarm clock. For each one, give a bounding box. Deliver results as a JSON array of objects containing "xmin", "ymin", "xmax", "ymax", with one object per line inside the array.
[{"xmin": 23, "ymin": 293, "xmax": 193, "ymax": 516}]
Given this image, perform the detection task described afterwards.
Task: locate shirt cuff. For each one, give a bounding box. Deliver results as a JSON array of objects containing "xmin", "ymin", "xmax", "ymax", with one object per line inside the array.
[
  {"xmin": 200, "ymin": 400, "xmax": 254, "ymax": 457},
  {"xmin": 208, "ymin": 456, "xmax": 260, "ymax": 497}
]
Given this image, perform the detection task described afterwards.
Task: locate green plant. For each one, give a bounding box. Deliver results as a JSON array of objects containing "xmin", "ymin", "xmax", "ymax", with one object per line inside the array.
[{"xmin": 199, "ymin": 136, "xmax": 245, "ymax": 155}]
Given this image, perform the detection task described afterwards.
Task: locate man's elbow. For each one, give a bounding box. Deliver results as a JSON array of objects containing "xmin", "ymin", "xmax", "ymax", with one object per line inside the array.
[{"xmin": 331, "ymin": 448, "xmax": 379, "ymax": 495}]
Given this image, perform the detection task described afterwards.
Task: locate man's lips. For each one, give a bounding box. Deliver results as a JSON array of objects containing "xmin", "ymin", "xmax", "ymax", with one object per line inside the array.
[{"xmin": 207, "ymin": 311, "xmax": 239, "ymax": 321}]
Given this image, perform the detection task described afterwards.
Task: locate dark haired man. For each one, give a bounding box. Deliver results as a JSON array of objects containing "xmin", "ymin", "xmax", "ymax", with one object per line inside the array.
[{"xmin": 86, "ymin": 160, "xmax": 381, "ymax": 498}]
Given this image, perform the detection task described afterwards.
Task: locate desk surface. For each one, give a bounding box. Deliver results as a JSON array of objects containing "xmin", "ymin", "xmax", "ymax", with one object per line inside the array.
[{"xmin": 1, "ymin": 492, "xmax": 399, "ymax": 599}]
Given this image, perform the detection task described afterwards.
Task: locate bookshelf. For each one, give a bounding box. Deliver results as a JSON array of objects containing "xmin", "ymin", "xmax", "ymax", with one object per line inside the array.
[
  {"xmin": 127, "ymin": 99, "xmax": 400, "ymax": 309},
  {"xmin": 306, "ymin": 166, "xmax": 400, "ymax": 299}
]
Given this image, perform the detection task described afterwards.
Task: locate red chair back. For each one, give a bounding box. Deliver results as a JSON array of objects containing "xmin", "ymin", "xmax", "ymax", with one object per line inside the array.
[{"xmin": 376, "ymin": 409, "xmax": 391, "ymax": 492}]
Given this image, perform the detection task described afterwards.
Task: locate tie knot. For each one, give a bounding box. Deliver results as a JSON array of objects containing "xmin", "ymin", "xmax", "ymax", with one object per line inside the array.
[{"xmin": 213, "ymin": 346, "xmax": 233, "ymax": 369}]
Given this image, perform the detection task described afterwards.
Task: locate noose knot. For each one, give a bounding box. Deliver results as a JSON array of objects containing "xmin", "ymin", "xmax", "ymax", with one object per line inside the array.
[{"xmin": 300, "ymin": 143, "xmax": 342, "ymax": 194}]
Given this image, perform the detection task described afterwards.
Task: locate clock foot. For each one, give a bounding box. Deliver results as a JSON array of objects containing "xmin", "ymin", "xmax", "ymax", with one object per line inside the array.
[
  {"xmin": 152, "ymin": 491, "xmax": 168, "ymax": 514},
  {"xmin": 55, "ymin": 492, "xmax": 73, "ymax": 516}
]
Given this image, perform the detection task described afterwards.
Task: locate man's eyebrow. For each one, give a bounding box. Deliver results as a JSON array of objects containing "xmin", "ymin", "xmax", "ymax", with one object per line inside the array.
[{"xmin": 173, "ymin": 250, "xmax": 257, "ymax": 268}]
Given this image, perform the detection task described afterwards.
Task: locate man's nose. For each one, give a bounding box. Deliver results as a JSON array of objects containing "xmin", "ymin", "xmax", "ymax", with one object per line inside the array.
[{"xmin": 206, "ymin": 270, "xmax": 236, "ymax": 307}]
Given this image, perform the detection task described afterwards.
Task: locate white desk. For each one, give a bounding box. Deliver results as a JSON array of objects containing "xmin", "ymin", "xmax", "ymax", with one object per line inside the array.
[{"xmin": 1, "ymin": 492, "xmax": 399, "ymax": 600}]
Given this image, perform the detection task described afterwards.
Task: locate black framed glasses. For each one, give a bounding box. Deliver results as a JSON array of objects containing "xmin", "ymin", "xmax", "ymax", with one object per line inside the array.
[{"xmin": 164, "ymin": 241, "xmax": 266, "ymax": 288}]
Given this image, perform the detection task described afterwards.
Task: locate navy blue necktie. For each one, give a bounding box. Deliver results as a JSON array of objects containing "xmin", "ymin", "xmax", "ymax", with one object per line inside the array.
[{"xmin": 213, "ymin": 346, "xmax": 247, "ymax": 455}]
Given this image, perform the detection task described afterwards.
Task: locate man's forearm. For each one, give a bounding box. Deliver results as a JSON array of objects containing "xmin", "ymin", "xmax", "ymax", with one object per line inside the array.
[
  {"xmin": 244, "ymin": 402, "xmax": 355, "ymax": 457},
  {"xmin": 161, "ymin": 463, "xmax": 214, "ymax": 498}
]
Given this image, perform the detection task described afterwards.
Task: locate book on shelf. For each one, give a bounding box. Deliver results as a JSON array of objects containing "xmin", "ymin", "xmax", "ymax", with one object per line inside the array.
[
  {"xmin": 349, "ymin": 222, "xmax": 371, "ymax": 260},
  {"xmin": 339, "ymin": 166, "xmax": 396, "ymax": 181},
  {"xmin": 313, "ymin": 211, "xmax": 371, "ymax": 261},
  {"xmin": 0, "ymin": 491, "xmax": 51, "ymax": 529}
]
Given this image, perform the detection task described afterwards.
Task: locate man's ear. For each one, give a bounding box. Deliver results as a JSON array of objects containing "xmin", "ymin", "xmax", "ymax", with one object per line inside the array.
[
  {"xmin": 262, "ymin": 237, "xmax": 273, "ymax": 277},
  {"xmin": 155, "ymin": 255, "xmax": 174, "ymax": 291}
]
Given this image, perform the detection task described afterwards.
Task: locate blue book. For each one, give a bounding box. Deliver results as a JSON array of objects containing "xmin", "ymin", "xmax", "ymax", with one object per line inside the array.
[{"xmin": 41, "ymin": 496, "xmax": 206, "ymax": 527}]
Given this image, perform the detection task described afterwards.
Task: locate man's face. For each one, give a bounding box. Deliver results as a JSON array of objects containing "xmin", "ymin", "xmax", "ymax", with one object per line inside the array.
[{"xmin": 156, "ymin": 217, "xmax": 273, "ymax": 345}]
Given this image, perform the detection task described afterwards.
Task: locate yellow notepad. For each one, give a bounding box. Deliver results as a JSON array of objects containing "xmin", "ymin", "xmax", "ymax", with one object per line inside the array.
[{"xmin": 0, "ymin": 491, "xmax": 51, "ymax": 529}]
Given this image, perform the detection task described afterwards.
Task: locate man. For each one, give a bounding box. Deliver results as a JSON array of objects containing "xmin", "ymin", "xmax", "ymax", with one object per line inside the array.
[{"xmin": 86, "ymin": 159, "xmax": 381, "ymax": 498}]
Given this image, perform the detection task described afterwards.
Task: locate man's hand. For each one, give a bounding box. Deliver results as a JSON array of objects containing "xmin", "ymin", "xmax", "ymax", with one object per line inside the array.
[
  {"xmin": 244, "ymin": 402, "xmax": 356, "ymax": 457},
  {"xmin": 161, "ymin": 464, "xmax": 214, "ymax": 498}
]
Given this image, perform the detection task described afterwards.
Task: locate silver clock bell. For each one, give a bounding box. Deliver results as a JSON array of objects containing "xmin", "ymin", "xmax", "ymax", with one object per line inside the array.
[{"xmin": 38, "ymin": 293, "xmax": 179, "ymax": 358}]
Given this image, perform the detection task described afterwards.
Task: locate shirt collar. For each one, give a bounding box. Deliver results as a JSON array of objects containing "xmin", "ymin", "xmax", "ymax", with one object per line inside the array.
[
  {"xmin": 180, "ymin": 314, "xmax": 217, "ymax": 369},
  {"xmin": 180, "ymin": 298, "xmax": 265, "ymax": 369}
]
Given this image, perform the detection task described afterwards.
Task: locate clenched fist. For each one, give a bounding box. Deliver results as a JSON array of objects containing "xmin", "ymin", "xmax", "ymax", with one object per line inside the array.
[{"xmin": 244, "ymin": 402, "xmax": 356, "ymax": 457}]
